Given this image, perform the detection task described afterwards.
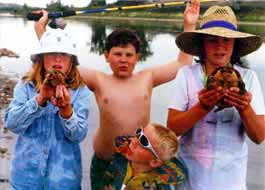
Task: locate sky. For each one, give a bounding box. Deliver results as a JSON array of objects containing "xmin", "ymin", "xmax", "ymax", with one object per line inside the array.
[{"xmin": 0, "ymin": 0, "xmax": 95, "ymax": 8}]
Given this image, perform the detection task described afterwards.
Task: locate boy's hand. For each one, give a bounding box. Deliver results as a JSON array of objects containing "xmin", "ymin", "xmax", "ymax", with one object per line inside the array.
[
  {"xmin": 198, "ymin": 87, "xmax": 224, "ymax": 111},
  {"xmin": 183, "ymin": 0, "xmax": 200, "ymax": 32},
  {"xmin": 37, "ymin": 9, "xmax": 49, "ymax": 28},
  {"xmin": 224, "ymin": 87, "xmax": 252, "ymax": 112}
]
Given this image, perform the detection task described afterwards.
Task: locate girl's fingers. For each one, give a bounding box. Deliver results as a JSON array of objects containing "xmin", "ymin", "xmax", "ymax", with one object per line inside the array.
[
  {"xmin": 62, "ymin": 86, "xmax": 68, "ymax": 96},
  {"xmin": 227, "ymin": 91, "xmax": 251, "ymax": 103},
  {"xmin": 224, "ymin": 98, "xmax": 248, "ymax": 111},
  {"xmin": 55, "ymin": 85, "xmax": 71, "ymax": 108},
  {"xmin": 224, "ymin": 91, "xmax": 252, "ymax": 111},
  {"xmin": 50, "ymin": 96, "xmax": 57, "ymax": 106},
  {"xmin": 55, "ymin": 85, "xmax": 63, "ymax": 99},
  {"xmin": 199, "ymin": 87, "xmax": 223, "ymax": 99},
  {"xmin": 199, "ymin": 87, "xmax": 224, "ymax": 109}
]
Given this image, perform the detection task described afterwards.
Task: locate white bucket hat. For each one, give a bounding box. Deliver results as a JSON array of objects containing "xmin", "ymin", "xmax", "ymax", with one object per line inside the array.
[
  {"xmin": 31, "ymin": 29, "xmax": 79, "ymax": 64},
  {"xmin": 175, "ymin": 6, "xmax": 263, "ymax": 57}
]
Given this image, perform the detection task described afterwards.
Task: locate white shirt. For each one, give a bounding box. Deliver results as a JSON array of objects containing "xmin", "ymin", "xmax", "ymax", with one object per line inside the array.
[{"xmin": 168, "ymin": 64, "xmax": 265, "ymax": 190}]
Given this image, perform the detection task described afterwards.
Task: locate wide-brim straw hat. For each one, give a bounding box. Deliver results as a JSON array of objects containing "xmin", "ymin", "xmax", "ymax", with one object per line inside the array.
[
  {"xmin": 176, "ymin": 5, "xmax": 263, "ymax": 57},
  {"xmin": 31, "ymin": 29, "xmax": 79, "ymax": 64}
]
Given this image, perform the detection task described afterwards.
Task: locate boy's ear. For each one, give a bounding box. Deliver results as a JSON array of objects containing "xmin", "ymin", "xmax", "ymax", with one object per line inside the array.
[
  {"xmin": 150, "ymin": 159, "xmax": 163, "ymax": 168},
  {"xmin": 104, "ymin": 51, "xmax": 109, "ymax": 60},
  {"xmin": 136, "ymin": 53, "xmax": 141, "ymax": 61}
]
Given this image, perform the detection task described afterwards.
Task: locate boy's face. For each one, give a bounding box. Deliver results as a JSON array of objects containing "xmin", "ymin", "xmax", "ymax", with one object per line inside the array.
[
  {"xmin": 104, "ymin": 44, "xmax": 140, "ymax": 78},
  {"xmin": 203, "ymin": 36, "xmax": 235, "ymax": 68},
  {"xmin": 125, "ymin": 126, "xmax": 159, "ymax": 165}
]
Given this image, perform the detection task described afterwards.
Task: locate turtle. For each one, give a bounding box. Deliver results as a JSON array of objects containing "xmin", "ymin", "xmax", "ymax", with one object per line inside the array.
[
  {"xmin": 206, "ymin": 66, "xmax": 246, "ymax": 112},
  {"xmin": 45, "ymin": 69, "xmax": 66, "ymax": 88}
]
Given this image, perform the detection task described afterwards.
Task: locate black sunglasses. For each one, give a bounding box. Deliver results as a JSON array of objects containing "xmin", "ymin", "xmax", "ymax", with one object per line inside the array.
[{"xmin": 135, "ymin": 127, "xmax": 160, "ymax": 159}]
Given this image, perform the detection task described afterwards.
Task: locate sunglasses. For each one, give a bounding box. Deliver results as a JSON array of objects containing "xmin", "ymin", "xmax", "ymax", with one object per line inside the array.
[{"xmin": 135, "ymin": 127, "xmax": 160, "ymax": 159}]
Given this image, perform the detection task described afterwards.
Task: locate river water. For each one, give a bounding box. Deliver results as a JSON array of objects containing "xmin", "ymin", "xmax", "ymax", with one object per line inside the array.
[{"xmin": 0, "ymin": 16, "xmax": 265, "ymax": 189}]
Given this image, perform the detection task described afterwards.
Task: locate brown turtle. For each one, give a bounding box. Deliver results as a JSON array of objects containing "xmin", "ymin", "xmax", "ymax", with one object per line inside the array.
[
  {"xmin": 206, "ymin": 66, "xmax": 246, "ymax": 112},
  {"xmin": 45, "ymin": 69, "xmax": 66, "ymax": 88}
]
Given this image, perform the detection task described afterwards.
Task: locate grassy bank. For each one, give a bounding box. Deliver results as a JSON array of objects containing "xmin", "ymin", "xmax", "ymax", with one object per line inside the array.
[
  {"xmin": 71, "ymin": 7, "xmax": 265, "ymax": 23},
  {"xmin": 72, "ymin": 12, "xmax": 265, "ymax": 27}
]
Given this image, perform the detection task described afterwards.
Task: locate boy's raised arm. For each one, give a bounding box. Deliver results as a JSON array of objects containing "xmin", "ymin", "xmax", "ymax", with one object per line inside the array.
[
  {"xmin": 34, "ymin": 10, "xmax": 49, "ymax": 40},
  {"xmin": 150, "ymin": 0, "xmax": 199, "ymax": 87},
  {"xmin": 77, "ymin": 67, "xmax": 99, "ymax": 91}
]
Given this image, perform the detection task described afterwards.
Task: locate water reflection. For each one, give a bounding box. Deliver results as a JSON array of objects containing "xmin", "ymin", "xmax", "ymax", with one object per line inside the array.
[
  {"xmin": 88, "ymin": 20, "xmax": 155, "ymax": 60},
  {"xmin": 90, "ymin": 22, "xmax": 106, "ymax": 54},
  {"xmin": 239, "ymin": 24, "xmax": 265, "ymax": 38},
  {"xmin": 0, "ymin": 17, "xmax": 184, "ymax": 75}
]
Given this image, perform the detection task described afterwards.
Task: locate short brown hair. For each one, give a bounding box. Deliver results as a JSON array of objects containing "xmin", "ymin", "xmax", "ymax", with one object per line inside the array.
[{"xmin": 105, "ymin": 28, "xmax": 142, "ymax": 53}]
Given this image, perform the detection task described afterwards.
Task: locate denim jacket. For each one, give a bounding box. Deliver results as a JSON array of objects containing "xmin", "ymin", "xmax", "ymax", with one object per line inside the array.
[{"xmin": 4, "ymin": 80, "xmax": 91, "ymax": 190}]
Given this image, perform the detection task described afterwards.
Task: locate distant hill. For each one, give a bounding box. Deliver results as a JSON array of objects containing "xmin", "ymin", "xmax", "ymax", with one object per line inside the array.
[{"xmin": 0, "ymin": 3, "xmax": 22, "ymax": 12}]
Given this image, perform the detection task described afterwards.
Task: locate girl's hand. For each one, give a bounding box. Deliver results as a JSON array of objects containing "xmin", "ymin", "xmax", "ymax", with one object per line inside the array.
[
  {"xmin": 51, "ymin": 85, "xmax": 73, "ymax": 118},
  {"xmin": 36, "ymin": 77, "xmax": 55, "ymax": 106},
  {"xmin": 224, "ymin": 87, "xmax": 252, "ymax": 112},
  {"xmin": 198, "ymin": 87, "xmax": 224, "ymax": 111},
  {"xmin": 183, "ymin": 0, "xmax": 200, "ymax": 31}
]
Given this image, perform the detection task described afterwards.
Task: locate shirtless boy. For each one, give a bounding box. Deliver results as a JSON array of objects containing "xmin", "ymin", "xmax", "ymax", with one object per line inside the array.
[{"xmin": 34, "ymin": 1, "xmax": 200, "ymax": 188}]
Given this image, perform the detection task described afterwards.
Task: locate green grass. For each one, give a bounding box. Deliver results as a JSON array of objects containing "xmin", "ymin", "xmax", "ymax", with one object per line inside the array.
[{"xmin": 76, "ymin": 9, "xmax": 265, "ymax": 22}]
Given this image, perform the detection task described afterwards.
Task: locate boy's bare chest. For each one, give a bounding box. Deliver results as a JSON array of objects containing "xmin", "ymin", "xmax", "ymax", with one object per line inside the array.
[{"xmin": 96, "ymin": 79, "xmax": 152, "ymax": 108}]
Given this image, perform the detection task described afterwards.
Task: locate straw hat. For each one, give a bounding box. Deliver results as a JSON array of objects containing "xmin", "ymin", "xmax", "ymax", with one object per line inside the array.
[
  {"xmin": 31, "ymin": 29, "xmax": 79, "ymax": 64},
  {"xmin": 175, "ymin": 6, "xmax": 263, "ymax": 57}
]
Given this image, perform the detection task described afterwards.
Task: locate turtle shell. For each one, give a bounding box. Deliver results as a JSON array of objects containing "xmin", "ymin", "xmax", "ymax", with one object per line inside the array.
[
  {"xmin": 206, "ymin": 66, "xmax": 246, "ymax": 111},
  {"xmin": 45, "ymin": 69, "xmax": 66, "ymax": 88}
]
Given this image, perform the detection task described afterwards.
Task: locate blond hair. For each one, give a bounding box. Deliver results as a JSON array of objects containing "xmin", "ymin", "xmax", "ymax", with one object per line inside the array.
[
  {"xmin": 23, "ymin": 55, "xmax": 84, "ymax": 91},
  {"xmin": 149, "ymin": 123, "xmax": 178, "ymax": 161}
]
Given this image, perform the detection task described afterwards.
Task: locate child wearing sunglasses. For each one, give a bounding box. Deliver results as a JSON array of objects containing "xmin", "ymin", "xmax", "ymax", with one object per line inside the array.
[{"xmin": 102, "ymin": 123, "xmax": 189, "ymax": 190}]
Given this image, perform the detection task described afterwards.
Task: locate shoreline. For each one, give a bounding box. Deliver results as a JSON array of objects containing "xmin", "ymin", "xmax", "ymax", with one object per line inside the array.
[
  {"xmin": 0, "ymin": 73, "xmax": 15, "ymax": 112},
  {"xmin": 1, "ymin": 14, "xmax": 265, "ymax": 26},
  {"xmin": 69, "ymin": 15, "xmax": 265, "ymax": 26}
]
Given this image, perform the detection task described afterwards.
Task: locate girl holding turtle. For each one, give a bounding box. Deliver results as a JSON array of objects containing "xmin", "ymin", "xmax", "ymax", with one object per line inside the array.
[
  {"xmin": 167, "ymin": 5, "xmax": 265, "ymax": 190},
  {"xmin": 4, "ymin": 29, "xmax": 91, "ymax": 190}
]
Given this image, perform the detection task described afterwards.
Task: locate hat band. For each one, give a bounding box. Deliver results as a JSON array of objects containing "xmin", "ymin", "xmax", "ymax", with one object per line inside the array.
[{"xmin": 201, "ymin": 20, "xmax": 236, "ymax": 31}]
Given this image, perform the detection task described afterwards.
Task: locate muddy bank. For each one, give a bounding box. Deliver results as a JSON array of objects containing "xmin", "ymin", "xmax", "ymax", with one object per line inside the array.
[
  {"xmin": 0, "ymin": 73, "xmax": 16, "ymax": 185},
  {"xmin": 0, "ymin": 48, "xmax": 19, "ymax": 58},
  {"xmin": 0, "ymin": 74, "xmax": 15, "ymax": 111}
]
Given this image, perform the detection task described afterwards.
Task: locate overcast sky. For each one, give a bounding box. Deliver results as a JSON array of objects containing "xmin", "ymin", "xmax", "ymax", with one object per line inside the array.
[{"xmin": 0, "ymin": 0, "xmax": 117, "ymax": 8}]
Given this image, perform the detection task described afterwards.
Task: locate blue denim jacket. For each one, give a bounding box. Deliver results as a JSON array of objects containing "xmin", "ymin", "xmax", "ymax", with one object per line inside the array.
[{"xmin": 4, "ymin": 80, "xmax": 91, "ymax": 190}]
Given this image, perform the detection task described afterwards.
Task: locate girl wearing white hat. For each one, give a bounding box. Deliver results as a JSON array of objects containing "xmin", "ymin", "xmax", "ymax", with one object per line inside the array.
[
  {"xmin": 4, "ymin": 29, "xmax": 91, "ymax": 190},
  {"xmin": 167, "ymin": 5, "xmax": 265, "ymax": 190}
]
